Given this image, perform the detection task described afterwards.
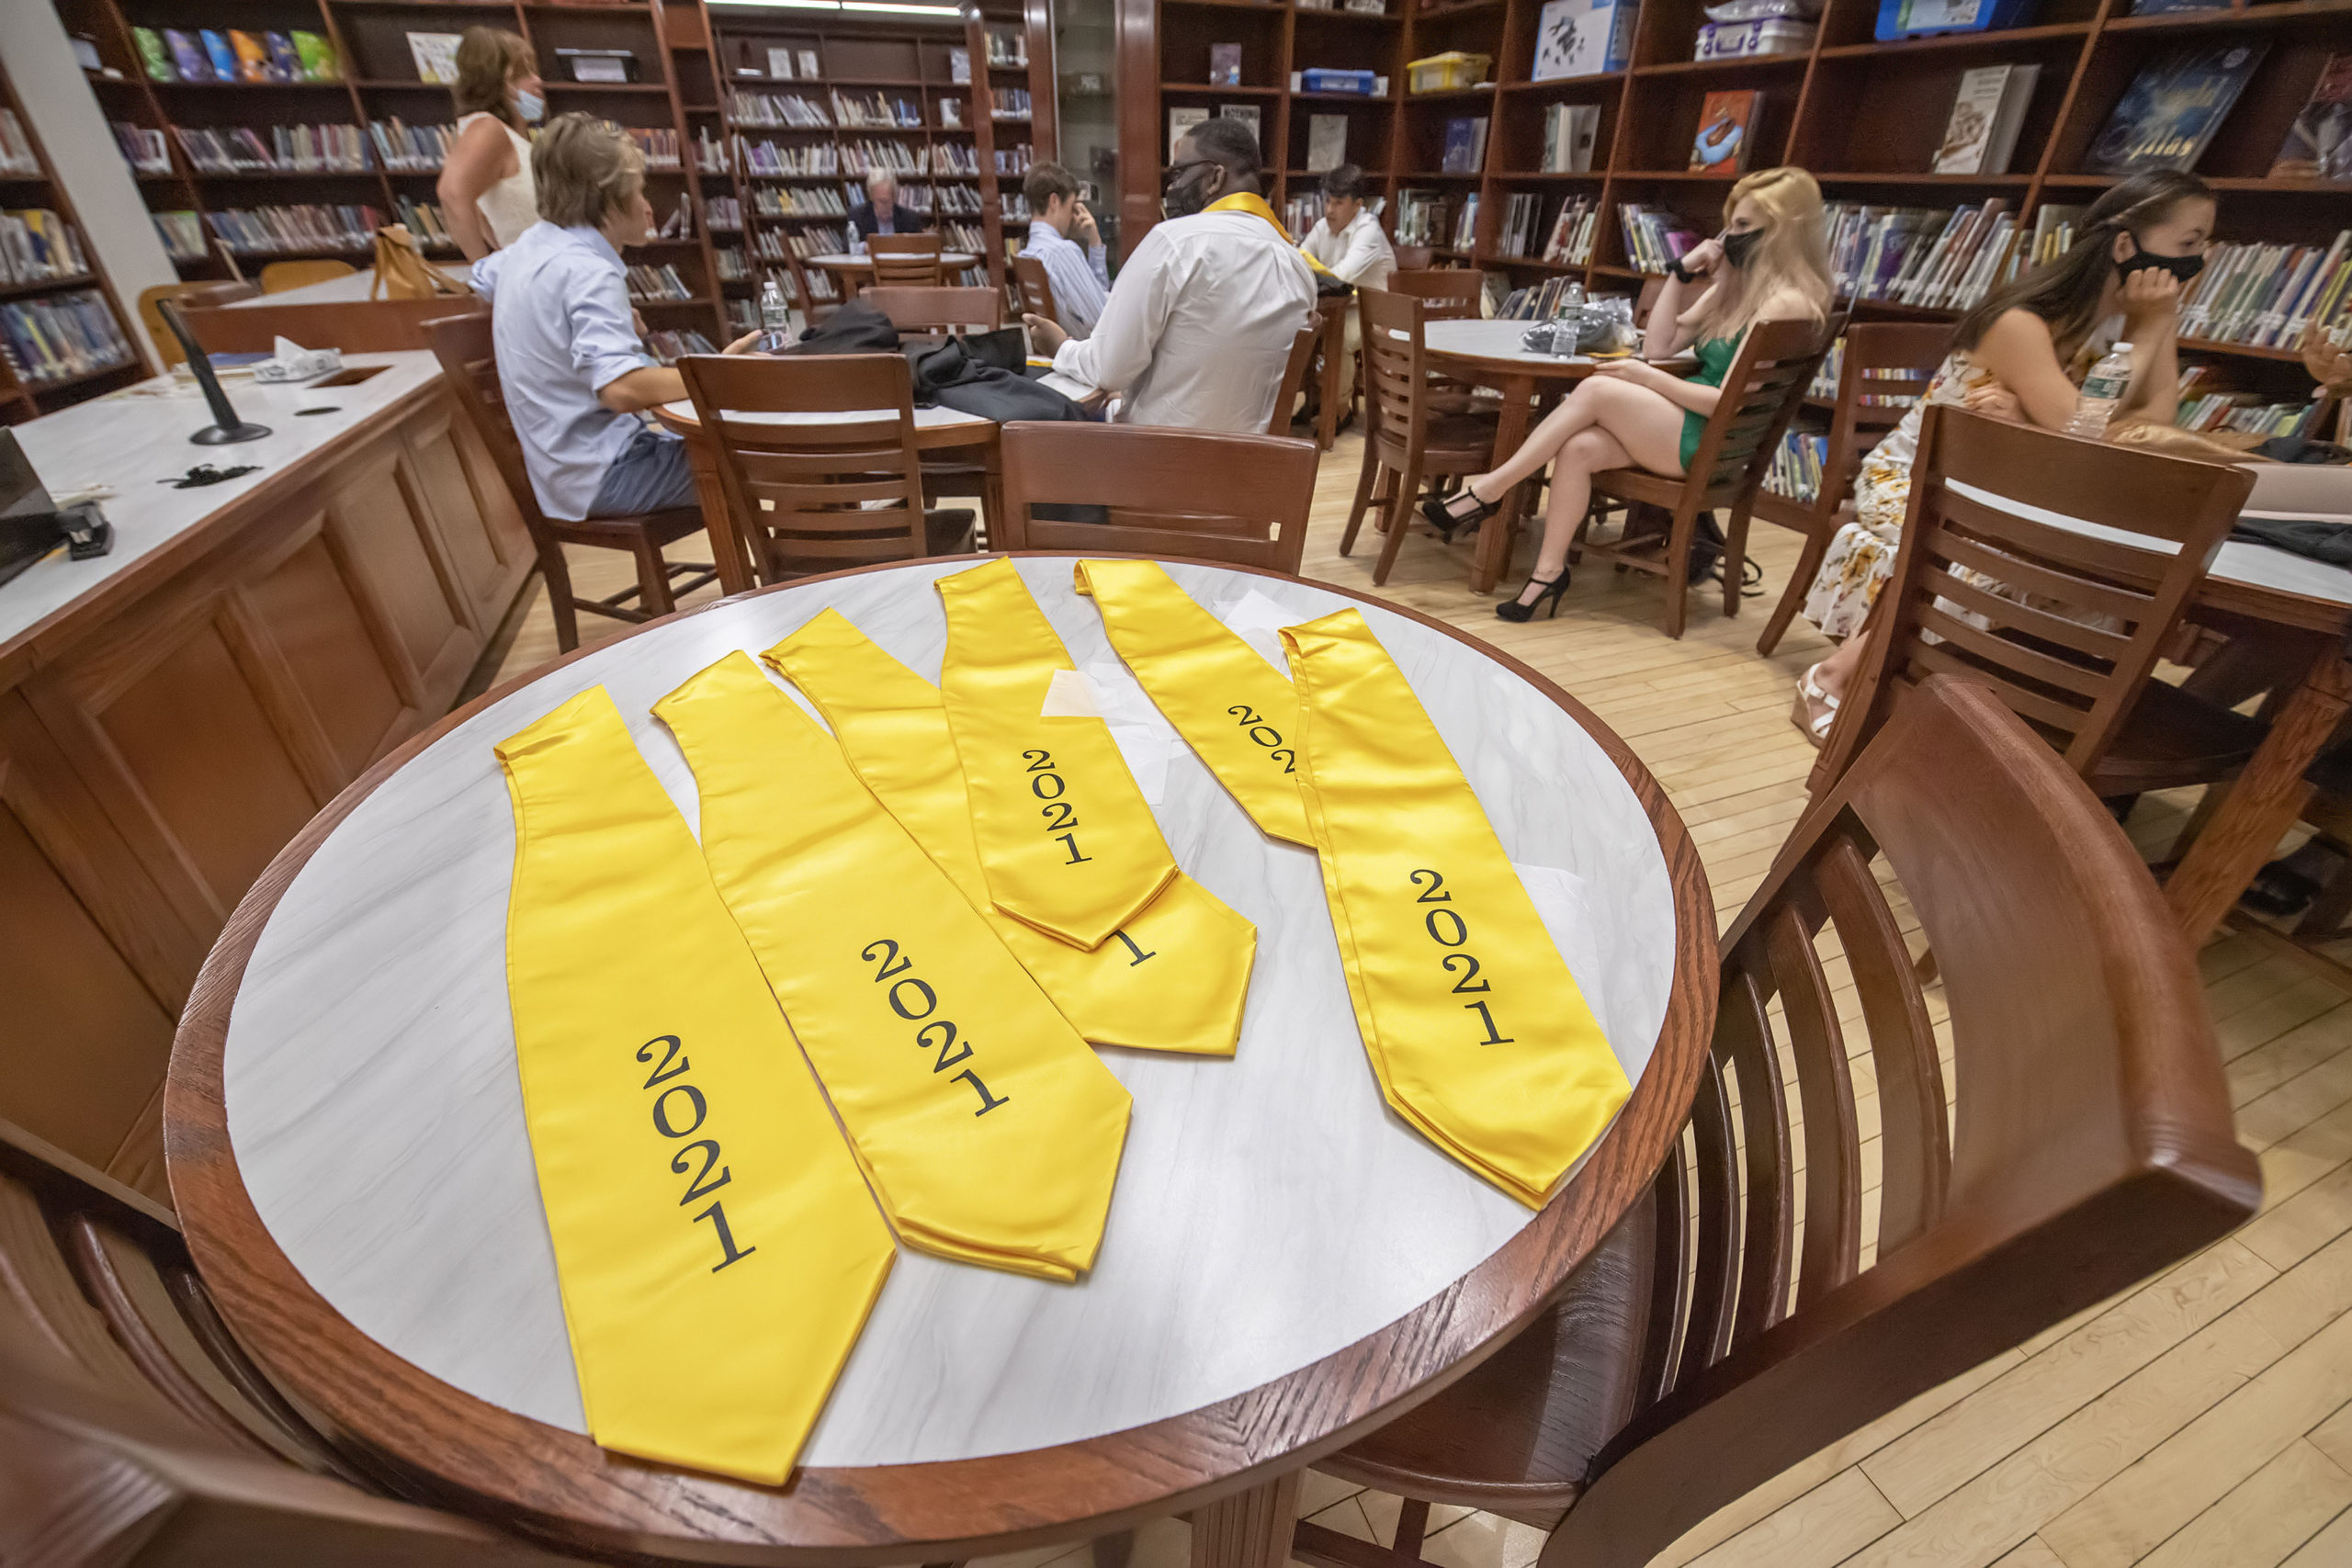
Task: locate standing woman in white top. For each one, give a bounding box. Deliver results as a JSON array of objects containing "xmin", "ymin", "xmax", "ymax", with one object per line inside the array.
[{"xmin": 439, "ymin": 28, "xmax": 543, "ymax": 262}]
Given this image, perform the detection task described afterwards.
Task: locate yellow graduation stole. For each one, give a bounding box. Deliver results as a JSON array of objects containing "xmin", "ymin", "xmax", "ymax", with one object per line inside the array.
[
  {"xmin": 1278, "ymin": 610, "xmax": 1630, "ymax": 1208},
  {"xmin": 651, "ymin": 651, "xmax": 1134, "ymax": 1281},
  {"xmin": 1071, "ymin": 558, "xmax": 1312, "ymax": 847},
  {"xmin": 494, "ymin": 686, "xmax": 893, "ymax": 1484},
  {"xmin": 937, "ymin": 557, "xmax": 1178, "ymax": 950},
  {"xmin": 1205, "ymin": 190, "xmax": 1336, "ymax": 277},
  {"xmin": 765, "ymin": 608, "xmax": 1256, "ymax": 1056}
]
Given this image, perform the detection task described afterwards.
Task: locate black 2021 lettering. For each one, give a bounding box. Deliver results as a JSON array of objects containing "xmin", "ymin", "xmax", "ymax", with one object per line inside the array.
[
  {"xmin": 1227, "ymin": 705, "xmax": 1297, "ymax": 774},
  {"xmin": 862, "ymin": 940, "xmax": 1012, "ymax": 1115},
  {"xmin": 1022, "ymin": 749, "xmax": 1091, "ymax": 864},
  {"xmin": 634, "ymin": 1035, "xmax": 756, "ymax": 1273},
  {"xmin": 1404, "ymin": 873, "xmax": 1516, "ymax": 1047}
]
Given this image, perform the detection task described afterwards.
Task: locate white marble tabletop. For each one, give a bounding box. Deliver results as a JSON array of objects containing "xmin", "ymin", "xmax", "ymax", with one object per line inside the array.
[
  {"xmin": 1, "ymin": 353, "xmax": 441, "ymax": 661},
  {"xmin": 1423, "ymin": 318, "xmax": 1691, "ymax": 373},
  {"xmin": 808, "ymin": 251, "xmax": 979, "ymax": 269},
  {"xmin": 657, "ymin": 399, "xmax": 993, "ymax": 431},
  {"xmin": 220, "ymin": 558, "xmax": 1682, "ymax": 1469}
]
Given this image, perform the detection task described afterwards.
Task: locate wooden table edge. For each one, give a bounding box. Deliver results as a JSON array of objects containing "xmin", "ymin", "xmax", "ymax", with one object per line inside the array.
[{"xmin": 163, "ymin": 552, "xmax": 1720, "ymax": 1564}]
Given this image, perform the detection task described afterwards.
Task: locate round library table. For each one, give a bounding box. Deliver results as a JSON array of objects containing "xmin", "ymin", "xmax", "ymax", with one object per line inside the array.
[
  {"xmin": 808, "ymin": 250, "xmax": 980, "ymax": 290},
  {"xmin": 1421, "ymin": 320, "xmax": 1687, "ymax": 595},
  {"xmin": 651, "ymin": 398, "xmax": 1001, "ymax": 593},
  {"xmin": 165, "ymin": 557, "xmax": 1716, "ymax": 1567}
]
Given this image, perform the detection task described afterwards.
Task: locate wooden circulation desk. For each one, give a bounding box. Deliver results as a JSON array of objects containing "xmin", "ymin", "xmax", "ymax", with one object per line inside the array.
[{"xmin": 1, "ymin": 353, "xmax": 533, "ymax": 1205}]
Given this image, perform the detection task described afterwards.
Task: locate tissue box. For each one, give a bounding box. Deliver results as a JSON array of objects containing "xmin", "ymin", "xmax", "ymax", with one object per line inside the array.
[
  {"xmin": 1875, "ymin": 0, "xmax": 2039, "ymax": 39},
  {"xmin": 1532, "ymin": 0, "xmax": 1636, "ymax": 82},
  {"xmin": 1694, "ymin": 17, "xmax": 1816, "ymax": 57}
]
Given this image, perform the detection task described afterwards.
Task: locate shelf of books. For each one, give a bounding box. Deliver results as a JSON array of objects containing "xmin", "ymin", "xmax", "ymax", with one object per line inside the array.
[
  {"xmin": 0, "ymin": 54, "xmax": 148, "ymax": 422},
  {"xmin": 56, "ymin": 0, "xmax": 734, "ymax": 358},
  {"xmin": 700, "ymin": 5, "xmax": 1031, "ymax": 328},
  {"xmin": 1142, "ymin": 0, "xmax": 2350, "ymax": 446}
]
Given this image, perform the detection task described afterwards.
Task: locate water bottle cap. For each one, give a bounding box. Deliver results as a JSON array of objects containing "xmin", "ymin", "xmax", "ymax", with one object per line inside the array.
[{"xmin": 2111, "ymin": 341, "xmax": 2132, "ymax": 352}]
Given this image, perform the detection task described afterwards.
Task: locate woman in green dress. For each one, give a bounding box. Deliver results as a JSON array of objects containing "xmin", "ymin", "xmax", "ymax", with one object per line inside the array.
[{"xmin": 1428, "ymin": 166, "xmax": 1835, "ymax": 623}]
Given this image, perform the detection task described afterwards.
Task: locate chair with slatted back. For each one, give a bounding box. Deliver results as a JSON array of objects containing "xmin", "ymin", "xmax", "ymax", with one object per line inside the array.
[
  {"xmin": 0, "ymin": 1115, "xmax": 595, "ymax": 1563},
  {"xmin": 258, "ymin": 259, "xmax": 356, "ymax": 294},
  {"xmin": 1385, "ymin": 268, "xmax": 1482, "ymax": 320},
  {"xmin": 1292, "ymin": 673, "xmax": 2260, "ymax": 1568},
  {"xmin": 423, "ymin": 314, "xmax": 718, "ymax": 655},
  {"xmin": 861, "ymin": 285, "xmax": 1004, "ymax": 336},
  {"xmin": 137, "ymin": 282, "xmax": 258, "ymax": 368},
  {"xmin": 1341, "ymin": 288, "xmax": 1496, "ymax": 587},
  {"xmin": 1754, "ymin": 322, "xmax": 1951, "ymax": 657},
  {"xmin": 1012, "ymin": 254, "xmax": 1058, "ymax": 327},
  {"xmin": 1270, "ymin": 324, "xmax": 1321, "ymax": 438},
  {"xmin": 775, "ymin": 251, "xmax": 834, "ymax": 327},
  {"xmin": 677, "ymin": 352, "xmax": 975, "ymax": 582},
  {"xmin": 1567, "ymin": 316, "xmax": 1833, "ymax": 638},
  {"xmin": 1812, "ymin": 404, "xmax": 2266, "ymax": 804},
  {"xmin": 1392, "ymin": 244, "xmax": 1435, "ymax": 271},
  {"xmin": 995, "ymin": 422, "xmax": 1317, "ymax": 574},
  {"xmin": 866, "ymin": 233, "xmax": 945, "ymax": 288}
]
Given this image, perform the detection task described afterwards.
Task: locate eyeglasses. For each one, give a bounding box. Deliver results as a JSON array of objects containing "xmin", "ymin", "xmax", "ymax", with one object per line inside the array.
[{"xmin": 1162, "ymin": 159, "xmax": 1216, "ymax": 186}]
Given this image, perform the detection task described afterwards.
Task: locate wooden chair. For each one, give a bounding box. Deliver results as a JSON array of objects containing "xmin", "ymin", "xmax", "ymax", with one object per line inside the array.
[
  {"xmin": 1012, "ymin": 254, "xmax": 1058, "ymax": 326},
  {"xmin": 865, "ymin": 232, "xmax": 945, "ymax": 288},
  {"xmin": 860, "ymin": 285, "xmax": 1003, "ymax": 335},
  {"xmin": 1295, "ymin": 674, "xmax": 2260, "ymax": 1568},
  {"xmin": 257, "ymin": 259, "xmax": 356, "ymax": 294},
  {"xmin": 0, "ymin": 1115, "xmax": 594, "ymax": 1563},
  {"xmin": 1341, "ymin": 288, "xmax": 1496, "ymax": 588},
  {"xmin": 995, "ymin": 422, "xmax": 1317, "ymax": 574},
  {"xmin": 676, "ymin": 351, "xmax": 974, "ymax": 582},
  {"xmin": 137, "ymin": 282, "xmax": 258, "ymax": 367},
  {"xmin": 1568, "ymin": 316, "xmax": 1833, "ymax": 638},
  {"xmin": 1391, "ymin": 243, "xmax": 1435, "ymax": 271},
  {"xmin": 1385, "ymin": 267, "xmax": 1482, "ymax": 321},
  {"xmin": 1754, "ymin": 322, "xmax": 1951, "ymax": 656},
  {"xmin": 1270, "ymin": 323, "xmax": 1321, "ymax": 438},
  {"xmin": 422, "ymin": 313, "xmax": 718, "ymax": 655},
  {"xmin": 1814, "ymin": 405, "xmax": 2266, "ymax": 802}
]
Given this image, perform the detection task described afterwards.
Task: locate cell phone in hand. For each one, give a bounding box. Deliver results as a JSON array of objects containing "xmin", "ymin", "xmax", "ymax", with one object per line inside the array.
[{"xmin": 757, "ymin": 329, "xmax": 791, "ymax": 353}]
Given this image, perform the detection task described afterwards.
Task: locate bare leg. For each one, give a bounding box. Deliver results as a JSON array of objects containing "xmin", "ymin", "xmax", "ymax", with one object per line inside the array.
[
  {"xmin": 1438, "ymin": 378, "xmax": 1623, "ymax": 523},
  {"xmin": 1505, "ymin": 385, "xmax": 1688, "ymax": 606}
]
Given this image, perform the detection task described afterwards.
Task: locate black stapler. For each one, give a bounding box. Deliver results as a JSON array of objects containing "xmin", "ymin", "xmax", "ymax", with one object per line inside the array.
[{"xmin": 0, "ymin": 428, "xmax": 112, "ymax": 590}]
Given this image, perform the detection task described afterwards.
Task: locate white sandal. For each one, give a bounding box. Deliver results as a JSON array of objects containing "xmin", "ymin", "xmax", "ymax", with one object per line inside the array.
[{"xmin": 1792, "ymin": 663, "xmax": 1839, "ymax": 747}]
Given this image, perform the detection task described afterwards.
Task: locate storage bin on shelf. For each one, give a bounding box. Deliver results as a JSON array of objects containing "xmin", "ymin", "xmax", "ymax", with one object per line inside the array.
[{"xmin": 1407, "ymin": 51, "xmax": 1491, "ymax": 94}]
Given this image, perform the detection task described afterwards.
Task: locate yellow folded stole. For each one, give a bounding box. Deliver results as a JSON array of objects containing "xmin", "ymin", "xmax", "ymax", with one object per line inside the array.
[
  {"xmin": 1278, "ymin": 610, "xmax": 1631, "ymax": 1208},
  {"xmin": 765, "ymin": 608, "xmax": 1256, "ymax": 1056},
  {"xmin": 936, "ymin": 556, "xmax": 1178, "ymax": 950},
  {"xmin": 494, "ymin": 686, "xmax": 893, "ymax": 1484},
  {"xmin": 1071, "ymin": 558, "xmax": 1312, "ymax": 848},
  {"xmin": 652, "ymin": 651, "xmax": 1134, "ymax": 1280}
]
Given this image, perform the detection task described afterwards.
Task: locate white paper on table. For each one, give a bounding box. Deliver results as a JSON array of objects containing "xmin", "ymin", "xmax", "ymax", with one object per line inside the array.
[
  {"xmin": 1511, "ymin": 862, "xmax": 1608, "ymax": 1034},
  {"xmin": 1220, "ymin": 587, "xmax": 1309, "ymax": 675}
]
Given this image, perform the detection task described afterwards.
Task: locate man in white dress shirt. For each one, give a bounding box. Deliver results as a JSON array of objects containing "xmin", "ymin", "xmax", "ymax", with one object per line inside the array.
[
  {"xmin": 1022, "ymin": 117, "xmax": 1315, "ymax": 434},
  {"xmin": 1298, "ymin": 164, "xmax": 1396, "ymax": 293},
  {"xmin": 1017, "ymin": 161, "xmax": 1110, "ymax": 337}
]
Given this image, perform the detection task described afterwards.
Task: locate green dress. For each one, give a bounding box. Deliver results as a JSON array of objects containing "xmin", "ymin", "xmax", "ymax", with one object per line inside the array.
[{"xmin": 1677, "ymin": 336, "xmax": 1739, "ymax": 471}]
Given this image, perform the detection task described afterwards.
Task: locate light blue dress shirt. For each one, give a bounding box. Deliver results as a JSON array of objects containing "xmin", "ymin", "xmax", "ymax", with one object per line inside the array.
[
  {"xmin": 487, "ymin": 221, "xmax": 659, "ymax": 522},
  {"xmin": 1020, "ymin": 220, "xmax": 1111, "ymax": 336}
]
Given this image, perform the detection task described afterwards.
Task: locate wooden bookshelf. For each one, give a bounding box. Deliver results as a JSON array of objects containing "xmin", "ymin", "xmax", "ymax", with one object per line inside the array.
[
  {"xmin": 58, "ymin": 0, "xmax": 732, "ymax": 349},
  {"xmin": 0, "ymin": 52, "xmax": 148, "ymax": 422},
  {"xmin": 1128, "ymin": 0, "xmax": 2352, "ymax": 389}
]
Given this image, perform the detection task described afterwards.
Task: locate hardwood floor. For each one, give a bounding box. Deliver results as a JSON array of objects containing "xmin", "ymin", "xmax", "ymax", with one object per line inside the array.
[{"xmin": 486, "ymin": 434, "xmax": 2352, "ymax": 1568}]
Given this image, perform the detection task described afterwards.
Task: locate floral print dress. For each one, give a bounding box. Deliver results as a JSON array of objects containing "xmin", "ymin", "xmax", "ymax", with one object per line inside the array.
[{"xmin": 1800, "ymin": 349, "xmax": 1992, "ymax": 638}]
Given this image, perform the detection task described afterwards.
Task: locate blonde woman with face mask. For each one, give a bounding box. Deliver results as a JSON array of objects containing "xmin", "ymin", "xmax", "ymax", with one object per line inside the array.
[
  {"xmin": 439, "ymin": 27, "xmax": 544, "ymax": 262},
  {"xmin": 1429, "ymin": 166, "xmax": 1834, "ymax": 623}
]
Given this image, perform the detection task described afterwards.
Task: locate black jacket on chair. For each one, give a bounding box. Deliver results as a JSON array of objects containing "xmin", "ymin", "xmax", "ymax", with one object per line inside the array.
[{"xmin": 848, "ymin": 201, "xmax": 932, "ymax": 242}]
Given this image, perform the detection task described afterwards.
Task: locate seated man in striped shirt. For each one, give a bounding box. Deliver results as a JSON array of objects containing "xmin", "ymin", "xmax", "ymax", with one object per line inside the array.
[{"xmin": 1018, "ymin": 162, "xmax": 1110, "ymax": 338}]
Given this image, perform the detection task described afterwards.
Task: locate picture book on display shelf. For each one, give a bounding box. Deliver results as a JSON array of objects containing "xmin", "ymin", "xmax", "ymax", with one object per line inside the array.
[
  {"xmin": 1532, "ymin": 0, "xmax": 1635, "ymax": 83},
  {"xmin": 1170, "ymin": 106, "xmax": 1208, "ymax": 155},
  {"xmin": 1935, "ymin": 63, "xmax": 2041, "ymax": 175},
  {"xmin": 1307, "ymin": 116, "xmax": 1349, "ymax": 174},
  {"xmin": 2087, "ymin": 40, "xmax": 2268, "ymax": 174},
  {"xmin": 1691, "ymin": 91, "xmax": 1758, "ymax": 175},
  {"xmin": 2270, "ymin": 54, "xmax": 2352, "ymax": 182},
  {"xmin": 1210, "ymin": 44, "xmax": 1242, "ymax": 87},
  {"xmin": 1542, "ymin": 103, "xmax": 1600, "ymax": 172},
  {"xmin": 1442, "ymin": 118, "xmax": 1489, "ymax": 175}
]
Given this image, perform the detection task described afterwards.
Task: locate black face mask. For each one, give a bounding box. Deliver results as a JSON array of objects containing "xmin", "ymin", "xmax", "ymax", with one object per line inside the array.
[
  {"xmin": 1163, "ymin": 164, "xmax": 1217, "ymax": 220},
  {"xmin": 1720, "ymin": 227, "xmax": 1761, "ymax": 269},
  {"xmin": 2118, "ymin": 243, "xmax": 2205, "ymax": 286}
]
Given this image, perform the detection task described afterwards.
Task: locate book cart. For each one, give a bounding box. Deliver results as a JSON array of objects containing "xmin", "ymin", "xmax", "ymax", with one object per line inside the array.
[
  {"xmin": 0, "ymin": 53, "xmax": 147, "ymax": 422},
  {"xmin": 1131, "ymin": 0, "xmax": 2352, "ymax": 477}
]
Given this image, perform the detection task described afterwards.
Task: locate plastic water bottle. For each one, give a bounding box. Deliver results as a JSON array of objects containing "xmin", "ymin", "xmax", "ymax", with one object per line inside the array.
[
  {"xmin": 2064, "ymin": 342, "xmax": 2133, "ymax": 439},
  {"xmin": 759, "ymin": 276, "xmax": 790, "ymax": 340}
]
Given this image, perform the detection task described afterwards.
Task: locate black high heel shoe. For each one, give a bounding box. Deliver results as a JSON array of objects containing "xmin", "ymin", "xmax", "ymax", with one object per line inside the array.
[
  {"xmin": 1421, "ymin": 484, "xmax": 1498, "ymax": 542},
  {"xmin": 1495, "ymin": 570, "xmax": 1570, "ymax": 623}
]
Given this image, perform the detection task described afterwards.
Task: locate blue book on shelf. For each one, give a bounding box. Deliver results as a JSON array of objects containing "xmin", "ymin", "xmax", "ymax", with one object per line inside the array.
[
  {"xmin": 2130, "ymin": 0, "xmax": 2230, "ymax": 14},
  {"xmin": 1874, "ymin": 0, "xmax": 2040, "ymax": 41},
  {"xmin": 199, "ymin": 29, "xmax": 239, "ymax": 80},
  {"xmin": 2087, "ymin": 39, "xmax": 2270, "ymax": 173},
  {"xmin": 1441, "ymin": 117, "xmax": 1488, "ymax": 175}
]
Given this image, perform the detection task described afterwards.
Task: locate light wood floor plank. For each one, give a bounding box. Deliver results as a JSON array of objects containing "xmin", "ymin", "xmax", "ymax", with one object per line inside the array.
[{"xmin": 2124, "ymin": 1439, "xmax": 2352, "ymax": 1568}]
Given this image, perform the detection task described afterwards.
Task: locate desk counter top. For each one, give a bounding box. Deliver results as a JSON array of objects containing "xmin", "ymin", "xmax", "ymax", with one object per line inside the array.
[{"xmin": 2, "ymin": 353, "xmax": 447, "ymax": 673}]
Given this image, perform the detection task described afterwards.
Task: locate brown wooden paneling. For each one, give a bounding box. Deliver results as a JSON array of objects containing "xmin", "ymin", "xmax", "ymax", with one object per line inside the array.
[
  {"xmin": 237, "ymin": 532, "xmax": 412, "ymax": 784},
  {"xmin": 401, "ymin": 410, "xmax": 520, "ymax": 634},
  {"xmin": 179, "ymin": 300, "xmax": 486, "ymax": 356},
  {"xmin": 325, "ymin": 449, "xmax": 481, "ymax": 705}
]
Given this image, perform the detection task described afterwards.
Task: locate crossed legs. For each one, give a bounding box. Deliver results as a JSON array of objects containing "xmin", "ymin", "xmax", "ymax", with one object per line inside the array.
[{"xmin": 1437, "ymin": 377, "xmax": 1690, "ymax": 609}]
